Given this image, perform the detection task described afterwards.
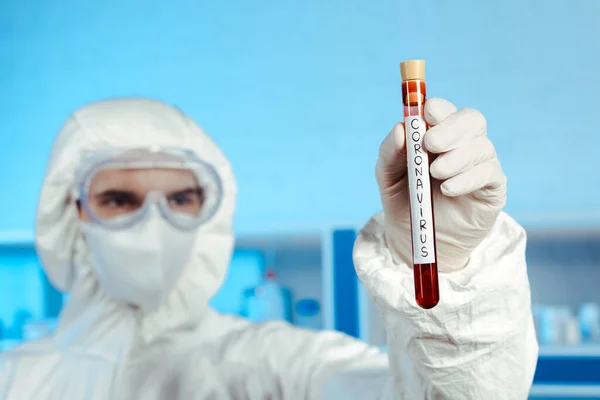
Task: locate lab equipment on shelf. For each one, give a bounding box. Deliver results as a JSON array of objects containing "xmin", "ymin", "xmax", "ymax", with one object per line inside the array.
[
  {"xmin": 534, "ymin": 303, "xmax": 600, "ymax": 347},
  {"xmin": 579, "ymin": 303, "xmax": 600, "ymax": 343},
  {"xmin": 22, "ymin": 319, "xmax": 57, "ymax": 342},
  {"xmin": 242, "ymin": 270, "xmax": 292, "ymax": 323},
  {"xmin": 295, "ymin": 298, "xmax": 322, "ymax": 330}
]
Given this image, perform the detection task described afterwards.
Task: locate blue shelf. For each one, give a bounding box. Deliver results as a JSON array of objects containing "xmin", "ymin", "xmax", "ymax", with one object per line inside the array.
[
  {"xmin": 535, "ymin": 356, "xmax": 600, "ymax": 385},
  {"xmin": 539, "ymin": 346, "xmax": 600, "ymax": 358},
  {"xmin": 0, "ymin": 231, "xmax": 35, "ymax": 247},
  {"xmin": 531, "ymin": 346, "xmax": 600, "ymax": 397},
  {"xmin": 530, "ymin": 384, "xmax": 600, "ymax": 399}
]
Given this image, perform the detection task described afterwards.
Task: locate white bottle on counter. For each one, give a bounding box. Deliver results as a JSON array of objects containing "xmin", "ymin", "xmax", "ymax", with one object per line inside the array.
[{"xmin": 579, "ymin": 303, "xmax": 600, "ymax": 343}]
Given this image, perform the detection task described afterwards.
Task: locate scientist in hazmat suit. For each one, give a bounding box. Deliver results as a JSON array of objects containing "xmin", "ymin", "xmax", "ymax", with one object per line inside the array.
[{"xmin": 0, "ymin": 97, "xmax": 537, "ymax": 399}]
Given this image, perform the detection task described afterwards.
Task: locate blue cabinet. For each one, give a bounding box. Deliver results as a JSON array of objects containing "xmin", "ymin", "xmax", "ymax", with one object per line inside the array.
[{"xmin": 0, "ymin": 244, "xmax": 62, "ymax": 342}]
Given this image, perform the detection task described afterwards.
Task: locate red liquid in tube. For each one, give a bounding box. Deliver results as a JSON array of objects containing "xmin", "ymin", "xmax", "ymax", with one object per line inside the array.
[{"xmin": 400, "ymin": 60, "xmax": 439, "ymax": 309}]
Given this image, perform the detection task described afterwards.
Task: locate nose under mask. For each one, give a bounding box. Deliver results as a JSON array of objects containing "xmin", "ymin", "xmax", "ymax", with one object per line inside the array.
[{"xmin": 81, "ymin": 206, "xmax": 199, "ymax": 311}]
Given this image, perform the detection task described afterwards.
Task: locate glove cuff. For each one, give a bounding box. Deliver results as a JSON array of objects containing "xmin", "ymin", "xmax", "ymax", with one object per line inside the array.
[{"xmin": 383, "ymin": 214, "xmax": 471, "ymax": 272}]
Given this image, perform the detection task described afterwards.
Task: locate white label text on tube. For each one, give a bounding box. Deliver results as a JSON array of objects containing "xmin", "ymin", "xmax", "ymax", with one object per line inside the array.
[{"xmin": 405, "ymin": 115, "xmax": 436, "ymax": 264}]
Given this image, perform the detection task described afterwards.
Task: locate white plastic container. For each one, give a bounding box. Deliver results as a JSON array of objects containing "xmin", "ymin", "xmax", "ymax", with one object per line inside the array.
[
  {"xmin": 579, "ymin": 303, "xmax": 600, "ymax": 343},
  {"xmin": 22, "ymin": 319, "xmax": 57, "ymax": 342},
  {"xmin": 244, "ymin": 271, "xmax": 289, "ymax": 322}
]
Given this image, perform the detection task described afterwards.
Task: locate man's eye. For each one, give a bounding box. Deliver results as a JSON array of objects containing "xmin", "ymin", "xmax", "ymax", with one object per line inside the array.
[
  {"xmin": 101, "ymin": 196, "xmax": 136, "ymax": 208},
  {"xmin": 169, "ymin": 193, "xmax": 193, "ymax": 206}
]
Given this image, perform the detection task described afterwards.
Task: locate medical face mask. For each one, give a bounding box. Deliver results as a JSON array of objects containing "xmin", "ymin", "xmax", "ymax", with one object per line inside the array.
[{"xmin": 81, "ymin": 205, "xmax": 199, "ymax": 311}]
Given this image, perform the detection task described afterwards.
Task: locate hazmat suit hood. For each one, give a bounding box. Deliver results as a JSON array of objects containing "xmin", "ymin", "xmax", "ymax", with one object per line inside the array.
[{"xmin": 35, "ymin": 97, "xmax": 237, "ymax": 341}]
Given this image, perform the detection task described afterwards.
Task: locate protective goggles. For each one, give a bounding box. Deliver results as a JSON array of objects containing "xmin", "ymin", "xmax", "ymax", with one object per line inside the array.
[{"xmin": 73, "ymin": 147, "xmax": 223, "ymax": 230}]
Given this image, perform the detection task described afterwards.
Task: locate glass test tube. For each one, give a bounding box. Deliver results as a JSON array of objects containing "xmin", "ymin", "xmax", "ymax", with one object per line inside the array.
[{"xmin": 400, "ymin": 59, "xmax": 440, "ymax": 309}]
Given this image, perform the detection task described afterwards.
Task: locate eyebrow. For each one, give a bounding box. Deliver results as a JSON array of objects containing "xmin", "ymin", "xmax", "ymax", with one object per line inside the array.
[
  {"xmin": 166, "ymin": 186, "xmax": 205, "ymax": 196},
  {"xmin": 94, "ymin": 190, "xmax": 140, "ymax": 200}
]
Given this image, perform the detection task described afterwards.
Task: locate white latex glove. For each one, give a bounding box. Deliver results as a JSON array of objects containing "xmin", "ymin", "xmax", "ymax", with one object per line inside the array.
[{"xmin": 376, "ymin": 98, "xmax": 507, "ymax": 271}]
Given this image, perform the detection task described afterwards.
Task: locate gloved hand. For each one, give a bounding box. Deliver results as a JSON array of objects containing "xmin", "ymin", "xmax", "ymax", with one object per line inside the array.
[{"xmin": 376, "ymin": 98, "xmax": 507, "ymax": 272}]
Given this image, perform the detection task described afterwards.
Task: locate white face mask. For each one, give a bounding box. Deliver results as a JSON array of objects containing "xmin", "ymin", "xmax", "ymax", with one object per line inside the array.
[{"xmin": 80, "ymin": 206, "xmax": 198, "ymax": 311}]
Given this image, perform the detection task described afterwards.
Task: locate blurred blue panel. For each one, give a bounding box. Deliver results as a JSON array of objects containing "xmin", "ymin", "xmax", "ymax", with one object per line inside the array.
[
  {"xmin": 41, "ymin": 268, "xmax": 63, "ymax": 318},
  {"xmin": 0, "ymin": 246, "xmax": 44, "ymax": 338},
  {"xmin": 534, "ymin": 356, "xmax": 600, "ymax": 384},
  {"xmin": 333, "ymin": 229, "xmax": 358, "ymax": 338},
  {"xmin": 527, "ymin": 236, "xmax": 600, "ymax": 264},
  {"xmin": 209, "ymin": 249, "xmax": 265, "ymax": 315}
]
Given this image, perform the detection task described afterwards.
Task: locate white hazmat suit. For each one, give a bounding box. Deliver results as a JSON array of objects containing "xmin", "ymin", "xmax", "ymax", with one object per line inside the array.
[{"xmin": 0, "ymin": 98, "xmax": 537, "ymax": 399}]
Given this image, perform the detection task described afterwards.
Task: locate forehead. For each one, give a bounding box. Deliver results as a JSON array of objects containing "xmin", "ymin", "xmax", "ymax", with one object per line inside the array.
[{"xmin": 88, "ymin": 168, "xmax": 198, "ymax": 194}]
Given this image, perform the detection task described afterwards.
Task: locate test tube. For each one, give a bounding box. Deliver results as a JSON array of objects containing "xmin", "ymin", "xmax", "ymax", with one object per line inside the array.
[{"xmin": 400, "ymin": 60, "xmax": 440, "ymax": 309}]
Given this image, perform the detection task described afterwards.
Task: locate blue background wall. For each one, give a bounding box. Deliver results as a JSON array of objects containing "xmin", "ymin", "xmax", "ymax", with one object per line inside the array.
[{"xmin": 1, "ymin": 0, "xmax": 599, "ymax": 235}]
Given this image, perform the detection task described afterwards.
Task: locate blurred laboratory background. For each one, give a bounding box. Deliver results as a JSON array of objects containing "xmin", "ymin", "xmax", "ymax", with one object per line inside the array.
[{"xmin": 1, "ymin": 0, "xmax": 600, "ymax": 398}]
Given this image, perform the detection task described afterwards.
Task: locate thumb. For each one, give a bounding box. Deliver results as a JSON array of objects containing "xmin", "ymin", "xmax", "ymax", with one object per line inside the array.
[{"xmin": 376, "ymin": 122, "xmax": 407, "ymax": 190}]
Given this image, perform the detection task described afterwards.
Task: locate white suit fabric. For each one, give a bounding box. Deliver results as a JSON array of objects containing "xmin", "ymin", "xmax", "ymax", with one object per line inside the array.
[{"xmin": 0, "ymin": 98, "xmax": 537, "ymax": 399}]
